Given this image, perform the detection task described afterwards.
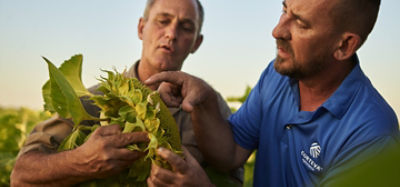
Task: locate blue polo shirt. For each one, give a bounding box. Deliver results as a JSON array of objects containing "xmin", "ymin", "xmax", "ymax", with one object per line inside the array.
[{"xmin": 229, "ymin": 55, "xmax": 399, "ymax": 186}]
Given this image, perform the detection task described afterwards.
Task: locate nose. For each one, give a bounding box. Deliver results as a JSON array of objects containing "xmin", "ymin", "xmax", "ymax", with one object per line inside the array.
[
  {"xmin": 272, "ymin": 14, "xmax": 291, "ymax": 40},
  {"xmin": 165, "ymin": 23, "xmax": 178, "ymax": 41}
]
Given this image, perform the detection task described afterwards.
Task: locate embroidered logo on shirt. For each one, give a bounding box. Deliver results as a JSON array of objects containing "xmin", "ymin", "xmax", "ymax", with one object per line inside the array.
[
  {"xmin": 310, "ymin": 142, "xmax": 321, "ymax": 158},
  {"xmin": 301, "ymin": 151, "xmax": 323, "ymax": 172},
  {"xmin": 301, "ymin": 142, "xmax": 323, "ymax": 172}
]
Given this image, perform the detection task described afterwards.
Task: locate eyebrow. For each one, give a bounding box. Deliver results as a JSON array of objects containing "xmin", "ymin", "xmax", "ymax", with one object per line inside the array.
[
  {"xmin": 156, "ymin": 13, "xmax": 174, "ymax": 19},
  {"xmin": 282, "ymin": 1, "xmax": 310, "ymax": 26},
  {"xmin": 156, "ymin": 13, "xmax": 195, "ymax": 24}
]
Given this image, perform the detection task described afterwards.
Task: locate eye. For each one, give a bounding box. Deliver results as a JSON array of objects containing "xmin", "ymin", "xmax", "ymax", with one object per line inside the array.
[
  {"xmin": 157, "ymin": 18, "xmax": 170, "ymax": 25},
  {"xmin": 181, "ymin": 22, "xmax": 195, "ymax": 32},
  {"xmin": 282, "ymin": 6, "xmax": 287, "ymax": 14},
  {"xmin": 296, "ymin": 19, "xmax": 308, "ymax": 29}
]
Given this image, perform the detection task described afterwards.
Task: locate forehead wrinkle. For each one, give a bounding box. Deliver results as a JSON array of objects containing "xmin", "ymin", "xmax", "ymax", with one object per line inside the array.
[
  {"xmin": 284, "ymin": 0, "xmax": 309, "ymax": 24},
  {"xmin": 287, "ymin": 0, "xmax": 332, "ymax": 26},
  {"xmin": 148, "ymin": 0, "xmax": 201, "ymax": 33},
  {"xmin": 153, "ymin": 8, "xmax": 197, "ymax": 24}
]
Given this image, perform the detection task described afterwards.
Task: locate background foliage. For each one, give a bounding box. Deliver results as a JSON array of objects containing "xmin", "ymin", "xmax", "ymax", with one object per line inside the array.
[
  {"xmin": 0, "ymin": 107, "xmax": 51, "ymax": 186},
  {"xmin": 226, "ymin": 86, "xmax": 255, "ymax": 187}
]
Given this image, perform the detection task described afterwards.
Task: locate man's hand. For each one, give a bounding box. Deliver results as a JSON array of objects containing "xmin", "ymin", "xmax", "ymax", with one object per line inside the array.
[
  {"xmin": 73, "ymin": 124, "xmax": 149, "ymax": 179},
  {"xmin": 147, "ymin": 147, "xmax": 214, "ymax": 187},
  {"xmin": 11, "ymin": 124, "xmax": 149, "ymax": 186},
  {"xmin": 157, "ymin": 82, "xmax": 183, "ymax": 108},
  {"xmin": 145, "ymin": 71, "xmax": 214, "ymax": 112},
  {"xmin": 146, "ymin": 71, "xmax": 247, "ymax": 172}
]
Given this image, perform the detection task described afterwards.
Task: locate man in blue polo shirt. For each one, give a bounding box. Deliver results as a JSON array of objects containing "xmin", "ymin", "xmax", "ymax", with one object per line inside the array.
[
  {"xmin": 145, "ymin": 0, "xmax": 399, "ymax": 186},
  {"xmin": 226, "ymin": 55, "xmax": 398, "ymax": 186}
]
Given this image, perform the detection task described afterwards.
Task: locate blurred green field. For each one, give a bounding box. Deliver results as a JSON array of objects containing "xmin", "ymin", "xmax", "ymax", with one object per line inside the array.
[{"xmin": 0, "ymin": 107, "xmax": 51, "ymax": 185}]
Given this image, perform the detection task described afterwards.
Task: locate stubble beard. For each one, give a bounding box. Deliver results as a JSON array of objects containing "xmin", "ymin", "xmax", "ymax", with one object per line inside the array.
[
  {"xmin": 274, "ymin": 39, "xmax": 326, "ymax": 80},
  {"xmin": 274, "ymin": 54, "xmax": 299, "ymax": 78}
]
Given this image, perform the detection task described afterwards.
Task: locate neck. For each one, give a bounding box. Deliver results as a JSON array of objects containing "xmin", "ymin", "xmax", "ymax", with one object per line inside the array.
[
  {"xmin": 137, "ymin": 59, "xmax": 159, "ymax": 90},
  {"xmin": 298, "ymin": 58, "xmax": 355, "ymax": 111}
]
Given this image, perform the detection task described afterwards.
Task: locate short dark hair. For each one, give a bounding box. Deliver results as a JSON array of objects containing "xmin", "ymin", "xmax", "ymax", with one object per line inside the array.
[
  {"xmin": 143, "ymin": 0, "xmax": 204, "ymax": 34},
  {"xmin": 330, "ymin": 0, "xmax": 380, "ymax": 45}
]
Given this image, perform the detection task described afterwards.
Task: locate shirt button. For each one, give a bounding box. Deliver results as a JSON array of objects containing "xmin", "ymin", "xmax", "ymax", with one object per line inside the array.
[{"xmin": 286, "ymin": 125, "xmax": 292, "ymax": 130}]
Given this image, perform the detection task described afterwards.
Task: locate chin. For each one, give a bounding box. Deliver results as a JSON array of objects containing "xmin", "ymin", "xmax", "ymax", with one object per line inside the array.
[
  {"xmin": 157, "ymin": 61, "xmax": 179, "ymax": 72},
  {"xmin": 152, "ymin": 58, "xmax": 170, "ymax": 69},
  {"xmin": 274, "ymin": 57, "xmax": 289, "ymax": 72},
  {"xmin": 274, "ymin": 58, "xmax": 299, "ymax": 78}
]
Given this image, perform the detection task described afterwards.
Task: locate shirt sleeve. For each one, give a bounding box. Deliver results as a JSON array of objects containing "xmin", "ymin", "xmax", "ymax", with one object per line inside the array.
[
  {"xmin": 17, "ymin": 85, "xmax": 101, "ymax": 158},
  {"xmin": 17, "ymin": 115, "xmax": 73, "ymax": 158},
  {"xmin": 228, "ymin": 65, "xmax": 272, "ymax": 151}
]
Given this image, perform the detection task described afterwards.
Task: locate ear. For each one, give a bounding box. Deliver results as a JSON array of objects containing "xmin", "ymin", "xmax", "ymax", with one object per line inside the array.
[
  {"xmin": 333, "ymin": 32, "xmax": 361, "ymax": 61},
  {"xmin": 138, "ymin": 17, "xmax": 145, "ymax": 40},
  {"xmin": 190, "ymin": 34, "xmax": 203, "ymax": 53}
]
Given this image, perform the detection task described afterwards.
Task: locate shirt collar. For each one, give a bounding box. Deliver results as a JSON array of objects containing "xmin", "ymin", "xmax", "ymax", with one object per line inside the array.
[
  {"xmin": 288, "ymin": 54, "xmax": 366, "ymax": 120},
  {"xmin": 125, "ymin": 60, "xmax": 140, "ymax": 79},
  {"xmin": 321, "ymin": 54, "xmax": 366, "ymax": 119}
]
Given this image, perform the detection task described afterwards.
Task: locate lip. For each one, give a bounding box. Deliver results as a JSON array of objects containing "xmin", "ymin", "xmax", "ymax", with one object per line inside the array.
[
  {"xmin": 158, "ymin": 44, "xmax": 174, "ymax": 54},
  {"xmin": 277, "ymin": 47, "xmax": 290, "ymax": 59}
]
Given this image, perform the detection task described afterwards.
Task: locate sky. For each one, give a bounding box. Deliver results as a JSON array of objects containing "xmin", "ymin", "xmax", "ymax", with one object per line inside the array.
[{"xmin": 0, "ymin": 0, "xmax": 399, "ymax": 119}]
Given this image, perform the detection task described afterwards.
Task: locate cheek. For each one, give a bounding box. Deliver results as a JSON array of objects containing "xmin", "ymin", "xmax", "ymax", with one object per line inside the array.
[
  {"xmin": 141, "ymin": 34, "xmax": 152, "ymax": 49},
  {"xmin": 178, "ymin": 37, "xmax": 196, "ymax": 53},
  {"xmin": 180, "ymin": 32, "xmax": 196, "ymax": 45},
  {"xmin": 144, "ymin": 26, "xmax": 163, "ymax": 41},
  {"xmin": 292, "ymin": 37, "xmax": 321, "ymax": 61}
]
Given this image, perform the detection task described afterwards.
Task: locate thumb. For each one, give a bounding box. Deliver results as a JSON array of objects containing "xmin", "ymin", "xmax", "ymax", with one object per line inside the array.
[
  {"xmin": 180, "ymin": 90, "xmax": 204, "ymax": 112},
  {"xmin": 157, "ymin": 82, "xmax": 182, "ymax": 108},
  {"xmin": 181, "ymin": 99, "xmax": 194, "ymax": 112},
  {"xmin": 182, "ymin": 146, "xmax": 198, "ymax": 165}
]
